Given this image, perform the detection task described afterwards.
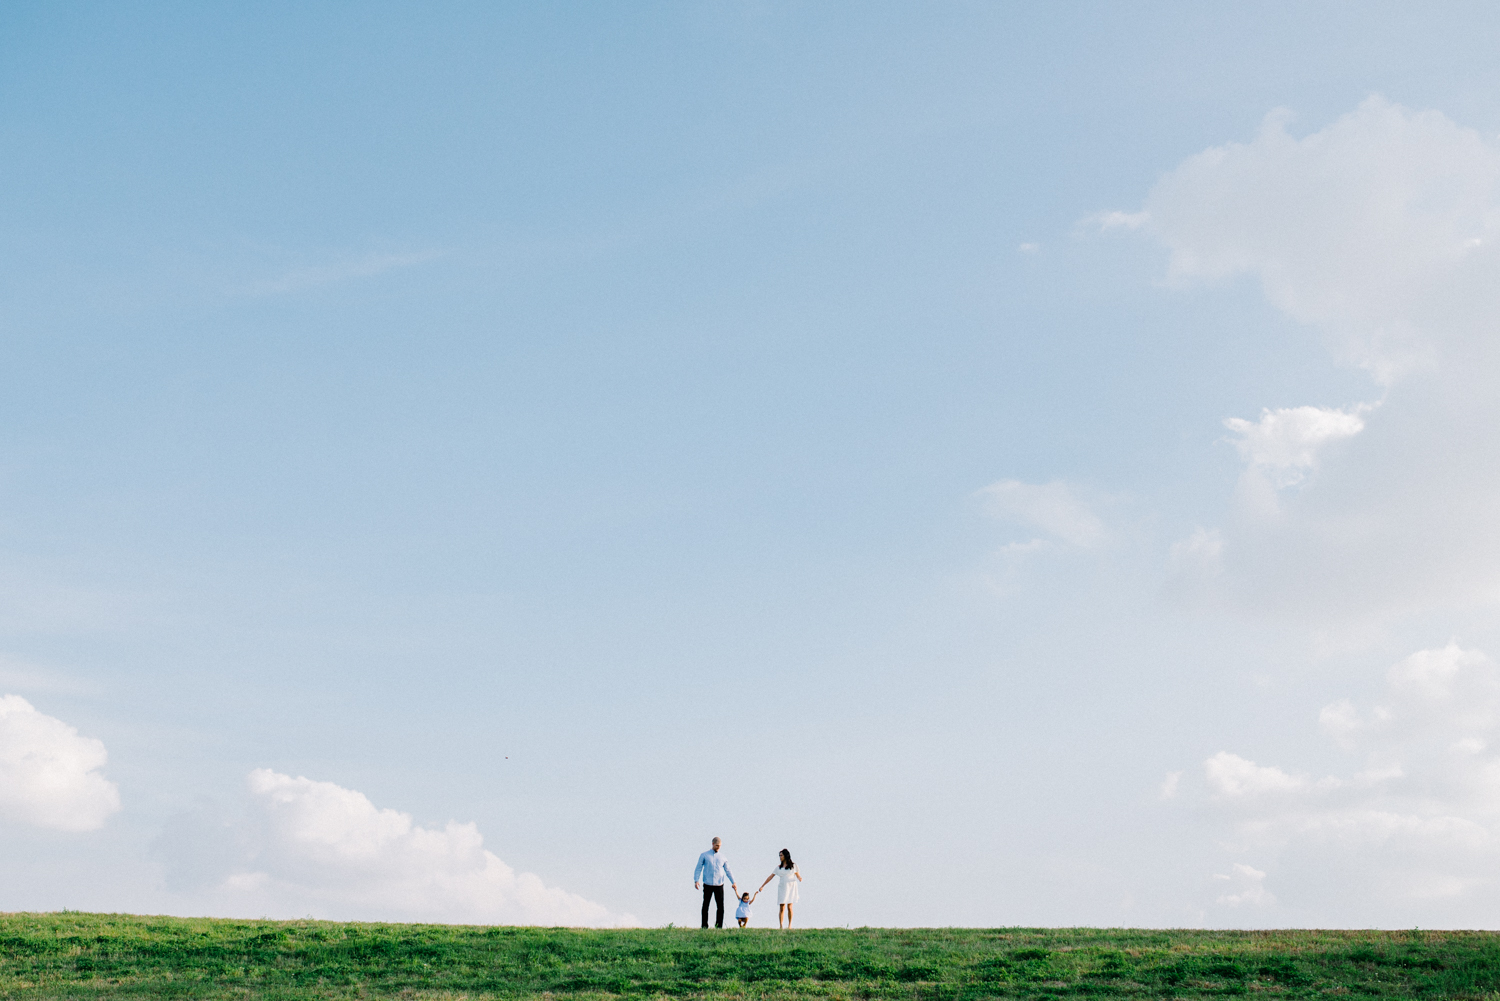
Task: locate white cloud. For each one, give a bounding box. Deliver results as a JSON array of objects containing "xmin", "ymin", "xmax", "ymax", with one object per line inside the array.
[
  {"xmin": 1140, "ymin": 96, "xmax": 1500, "ymax": 383},
  {"xmin": 1317, "ymin": 698, "xmax": 1367, "ymax": 749},
  {"xmin": 1183, "ymin": 644, "xmax": 1500, "ymax": 921},
  {"xmin": 1387, "ymin": 643, "xmax": 1491, "ymax": 701},
  {"xmin": 1204, "ymin": 751, "xmax": 1316, "ymax": 799},
  {"xmin": 157, "ymin": 769, "xmax": 635, "ymax": 926},
  {"xmin": 1093, "ymin": 209, "xmax": 1149, "ymax": 231},
  {"xmin": 1223, "ymin": 405, "xmax": 1367, "ymax": 488},
  {"xmin": 1164, "ymin": 527, "xmax": 1223, "ymax": 597},
  {"xmin": 977, "ymin": 479, "xmax": 1105, "ymax": 547},
  {"xmin": 1132, "ymin": 99, "xmax": 1500, "ymax": 625},
  {"xmin": 1214, "ymin": 863, "xmax": 1274, "ymax": 907},
  {"xmin": 0, "ymin": 695, "xmax": 119, "ymax": 831},
  {"xmin": 1158, "ymin": 771, "xmax": 1182, "ymax": 800}
]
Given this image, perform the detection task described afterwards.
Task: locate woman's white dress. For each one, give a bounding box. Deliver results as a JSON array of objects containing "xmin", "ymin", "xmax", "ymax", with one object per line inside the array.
[{"xmin": 775, "ymin": 865, "xmax": 800, "ymax": 904}]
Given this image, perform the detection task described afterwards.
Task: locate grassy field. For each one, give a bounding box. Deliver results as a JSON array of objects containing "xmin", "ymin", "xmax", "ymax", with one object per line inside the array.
[{"xmin": 2, "ymin": 913, "xmax": 1499, "ymax": 999}]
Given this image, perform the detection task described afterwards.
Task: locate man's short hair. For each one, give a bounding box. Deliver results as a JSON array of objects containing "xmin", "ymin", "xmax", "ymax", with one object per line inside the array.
[{"xmin": 712, "ymin": 837, "xmax": 721, "ymax": 844}]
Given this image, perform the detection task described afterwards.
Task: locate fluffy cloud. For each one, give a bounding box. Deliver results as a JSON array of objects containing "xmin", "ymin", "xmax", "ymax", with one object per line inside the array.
[
  {"xmin": 1184, "ymin": 644, "xmax": 1500, "ymax": 923},
  {"xmin": 1204, "ymin": 752, "xmax": 1315, "ymax": 799},
  {"xmin": 977, "ymin": 479, "xmax": 1105, "ymax": 548},
  {"xmin": 0, "ymin": 695, "xmax": 119, "ymax": 831},
  {"xmin": 1223, "ymin": 406, "xmax": 1367, "ymax": 488},
  {"xmin": 157, "ymin": 769, "xmax": 635, "ymax": 926},
  {"xmin": 1130, "ymin": 99, "xmax": 1500, "ymax": 625},
  {"xmin": 1142, "ymin": 96, "xmax": 1500, "ymax": 382},
  {"xmin": 1214, "ymin": 863, "xmax": 1274, "ymax": 908},
  {"xmin": 1222, "ymin": 404, "xmax": 1370, "ymax": 519}
]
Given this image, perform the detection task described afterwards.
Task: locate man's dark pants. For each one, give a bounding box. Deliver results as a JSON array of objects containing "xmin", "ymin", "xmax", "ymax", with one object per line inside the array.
[{"xmin": 701, "ymin": 884, "xmax": 725, "ymax": 928}]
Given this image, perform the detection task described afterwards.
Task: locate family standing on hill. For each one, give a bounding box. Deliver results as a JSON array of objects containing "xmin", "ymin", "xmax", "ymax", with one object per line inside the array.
[{"xmin": 693, "ymin": 837, "xmax": 802, "ymax": 929}]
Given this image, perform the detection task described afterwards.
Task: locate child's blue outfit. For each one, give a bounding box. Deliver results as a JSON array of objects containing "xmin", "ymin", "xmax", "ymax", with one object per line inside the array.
[{"xmin": 735, "ymin": 899, "xmax": 752, "ymax": 920}]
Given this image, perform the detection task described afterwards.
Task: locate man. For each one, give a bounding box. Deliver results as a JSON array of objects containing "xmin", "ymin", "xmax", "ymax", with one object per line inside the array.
[{"xmin": 693, "ymin": 836, "xmax": 738, "ymax": 928}]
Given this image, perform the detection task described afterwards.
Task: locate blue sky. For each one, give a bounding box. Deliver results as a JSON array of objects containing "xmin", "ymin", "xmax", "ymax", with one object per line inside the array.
[{"xmin": 6, "ymin": 2, "xmax": 1500, "ymax": 927}]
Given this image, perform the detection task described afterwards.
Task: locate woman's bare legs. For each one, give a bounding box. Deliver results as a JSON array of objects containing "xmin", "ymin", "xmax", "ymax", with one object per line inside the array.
[
  {"xmin": 778, "ymin": 904, "xmax": 787, "ymax": 929},
  {"xmin": 785, "ymin": 903, "xmax": 793, "ymax": 928}
]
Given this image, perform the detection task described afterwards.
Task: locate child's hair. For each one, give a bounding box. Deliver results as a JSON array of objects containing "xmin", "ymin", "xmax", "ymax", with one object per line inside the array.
[{"xmin": 741, "ymin": 892, "xmax": 751, "ymax": 900}]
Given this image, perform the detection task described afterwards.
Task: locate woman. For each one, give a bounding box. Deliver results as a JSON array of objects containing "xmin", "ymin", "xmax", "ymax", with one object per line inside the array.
[{"xmin": 757, "ymin": 849, "xmax": 802, "ymax": 929}]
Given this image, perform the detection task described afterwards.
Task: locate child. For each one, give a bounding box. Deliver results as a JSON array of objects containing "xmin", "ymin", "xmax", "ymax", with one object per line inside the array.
[{"xmin": 735, "ymin": 889, "xmax": 758, "ymax": 928}]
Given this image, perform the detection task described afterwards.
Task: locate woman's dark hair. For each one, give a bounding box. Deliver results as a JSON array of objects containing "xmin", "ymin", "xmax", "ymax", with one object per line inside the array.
[{"xmin": 779, "ymin": 849, "xmax": 794, "ymax": 869}]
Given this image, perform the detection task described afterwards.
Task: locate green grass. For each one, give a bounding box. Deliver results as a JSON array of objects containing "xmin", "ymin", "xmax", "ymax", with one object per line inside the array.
[{"xmin": 2, "ymin": 914, "xmax": 1499, "ymax": 999}]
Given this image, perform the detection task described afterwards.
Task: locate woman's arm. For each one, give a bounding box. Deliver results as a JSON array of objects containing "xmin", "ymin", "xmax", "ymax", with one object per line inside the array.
[
  {"xmin": 758, "ymin": 874, "xmax": 775, "ymax": 891},
  {"xmin": 794, "ymin": 867, "xmax": 803, "ymax": 882}
]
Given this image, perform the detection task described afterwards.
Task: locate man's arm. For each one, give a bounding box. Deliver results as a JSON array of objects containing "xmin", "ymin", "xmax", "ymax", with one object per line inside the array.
[
  {"xmin": 693, "ymin": 853, "xmax": 705, "ymax": 888},
  {"xmin": 724, "ymin": 861, "xmax": 736, "ymax": 890}
]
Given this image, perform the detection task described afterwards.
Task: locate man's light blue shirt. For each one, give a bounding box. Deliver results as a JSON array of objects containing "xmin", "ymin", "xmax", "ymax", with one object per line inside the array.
[{"xmin": 694, "ymin": 849, "xmax": 735, "ymax": 886}]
